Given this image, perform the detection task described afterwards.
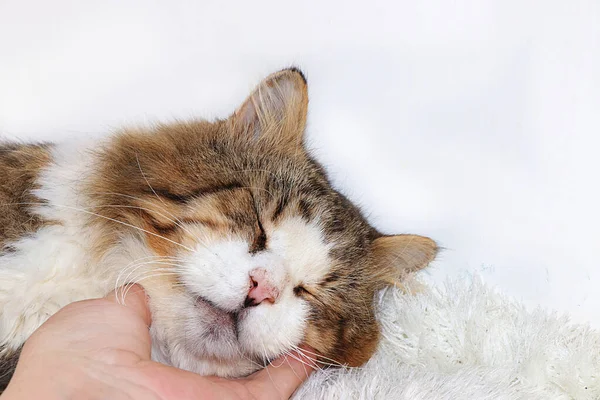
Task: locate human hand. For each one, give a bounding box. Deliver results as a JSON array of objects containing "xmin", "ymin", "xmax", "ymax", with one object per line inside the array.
[{"xmin": 1, "ymin": 285, "xmax": 315, "ymax": 400}]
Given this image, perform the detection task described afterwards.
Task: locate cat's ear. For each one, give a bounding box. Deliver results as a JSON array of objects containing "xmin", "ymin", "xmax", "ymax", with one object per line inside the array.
[
  {"xmin": 372, "ymin": 234, "xmax": 437, "ymax": 285},
  {"xmin": 229, "ymin": 68, "xmax": 308, "ymax": 150}
]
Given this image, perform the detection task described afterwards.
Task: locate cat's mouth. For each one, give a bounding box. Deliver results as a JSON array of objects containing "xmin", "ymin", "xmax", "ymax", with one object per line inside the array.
[
  {"xmin": 192, "ymin": 296, "xmax": 274, "ymax": 366},
  {"xmin": 194, "ymin": 295, "xmax": 242, "ymax": 337}
]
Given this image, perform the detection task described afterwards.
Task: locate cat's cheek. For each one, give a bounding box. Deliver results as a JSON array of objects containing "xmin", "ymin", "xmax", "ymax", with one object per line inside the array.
[
  {"xmin": 149, "ymin": 292, "xmax": 250, "ymax": 373},
  {"xmin": 237, "ymin": 294, "xmax": 309, "ymax": 358},
  {"xmin": 179, "ymin": 237, "xmax": 253, "ymax": 312}
]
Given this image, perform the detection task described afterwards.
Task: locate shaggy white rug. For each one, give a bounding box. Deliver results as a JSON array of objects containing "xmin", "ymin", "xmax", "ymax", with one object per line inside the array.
[{"xmin": 294, "ymin": 276, "xmax": 599, "ymax": 400}]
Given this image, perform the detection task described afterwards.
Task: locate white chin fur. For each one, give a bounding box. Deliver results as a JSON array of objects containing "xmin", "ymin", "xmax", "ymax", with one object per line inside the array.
[
  {"xmin": 237, "ymin": 291, "xmax": 309, "ymax": 358},
  {"xmin": 150, "ymin": 288, "xmax": 310, "ymax": 377}
]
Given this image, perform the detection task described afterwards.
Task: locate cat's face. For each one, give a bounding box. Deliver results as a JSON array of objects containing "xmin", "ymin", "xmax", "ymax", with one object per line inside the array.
[{"xmin": 92, "ymin": 68, "xmax": 437, "ymax": 375}]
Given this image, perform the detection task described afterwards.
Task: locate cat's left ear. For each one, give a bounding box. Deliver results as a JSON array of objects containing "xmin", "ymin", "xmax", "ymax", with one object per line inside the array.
[
  {"xmin": 229, "ymin": 68, "xmax": 308, "ymax": 150},
  {"xmin": 372, "ymin": 234, "xmax": 438, "ymax": 286}
]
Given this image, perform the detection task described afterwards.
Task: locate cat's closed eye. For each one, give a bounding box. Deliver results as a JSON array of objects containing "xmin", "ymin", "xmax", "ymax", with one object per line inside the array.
[
  {"xmin": 250, "ymin": 220, "xmax": 267, "ymax": 253},
  {"xmin": 293, "ymin": 285, "xmax": 312, "ymax": 297}
]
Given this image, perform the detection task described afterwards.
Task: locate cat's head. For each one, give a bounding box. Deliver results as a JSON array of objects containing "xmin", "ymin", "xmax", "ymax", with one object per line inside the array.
[{"xmin": 93, "ymin": 68, "xmax": 437, "ymax": 375}]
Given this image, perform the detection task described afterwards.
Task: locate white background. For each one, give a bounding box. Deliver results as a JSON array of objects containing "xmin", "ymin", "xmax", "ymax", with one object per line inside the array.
[{"xmin": 1, "ymin": 1, "xmax": 599, "ymax": 325}]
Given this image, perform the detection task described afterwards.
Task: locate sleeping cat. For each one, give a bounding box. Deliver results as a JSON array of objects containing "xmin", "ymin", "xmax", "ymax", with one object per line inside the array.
[{"xmin": 0, "ymin": 68, "xmax": 437, "ymax": 390}]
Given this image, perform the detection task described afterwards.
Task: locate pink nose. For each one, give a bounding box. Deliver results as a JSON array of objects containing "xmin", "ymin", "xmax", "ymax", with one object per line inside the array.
[{"xmin": 245, "ymin": 268, "xmax": 279, "ymax": 307}]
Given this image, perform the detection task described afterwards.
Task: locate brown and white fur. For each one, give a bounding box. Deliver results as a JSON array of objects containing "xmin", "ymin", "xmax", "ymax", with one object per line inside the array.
[{"xmin": 0, "ymin": 68, "xmax": 437, "ymax": 390}]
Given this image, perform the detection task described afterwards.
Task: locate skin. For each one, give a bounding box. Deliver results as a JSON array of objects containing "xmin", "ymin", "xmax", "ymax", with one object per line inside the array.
[{"xmin": 1, "ymin": 285, "xmax": 315, "ymax": 400}]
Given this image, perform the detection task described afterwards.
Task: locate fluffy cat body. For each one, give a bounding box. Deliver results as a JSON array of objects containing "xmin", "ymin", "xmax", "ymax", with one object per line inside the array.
[{"xmin": 0, "ymin": 68, "xmax": 437, "ymax": 390}]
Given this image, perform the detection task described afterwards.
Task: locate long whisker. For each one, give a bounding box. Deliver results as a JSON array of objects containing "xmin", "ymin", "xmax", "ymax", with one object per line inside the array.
[
  {"xmin": 121, "ymin": 271, "xmax": 181, "ymax": 302},
  {"xmin": 289, "ymin": 344, "xmax": 349, "ymax": 369},
  {"xmin": 1, "ymin": 202, "xmax": 195, "ymax": 252},
  {"xmin": 260, "ymin": 340, "xmax": 280, "ymax": 392},
  {"xmin": 114, "ymin": 255, "xmax": 182, "ymax": 302},
  {"xmin": 83, "ymin": 192, "xmax": 224, "ymax": 258},
  {"xmin": 116, "ymin": 262, "xmax": 187, "ymax": 304},
  {"xmin": 283, "ymin": 348, "xmax": 312, "ymax": 377},
  {"xmin": 284, "ymin": 342, "xmax": 325, "ymax": 371},
  {"xmin": 88, "ymin": 194, "xmax": 199, "ymax": 240},
  {"xmin": 250, "ymin": 316, "xmax": 325, "ymax": 373},
  {"xmin": 115, "ymin": 258, "xmax": 185, "ymax": 297}
]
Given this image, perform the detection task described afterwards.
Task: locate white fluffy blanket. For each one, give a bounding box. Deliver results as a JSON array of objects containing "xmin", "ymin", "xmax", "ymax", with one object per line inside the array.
[{"xmin": 294, "ymin": 277, "xmax": 599, "ymax": 400}]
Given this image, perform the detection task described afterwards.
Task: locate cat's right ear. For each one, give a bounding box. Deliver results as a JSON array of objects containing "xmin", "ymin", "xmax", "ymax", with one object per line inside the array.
[
  {"xmin": 228, "ymin": 68, "xmax": 308, "ymax": 151},
  {"xmin": 372, "ymin": 234, "xmax": 438, "ymax": 286}
]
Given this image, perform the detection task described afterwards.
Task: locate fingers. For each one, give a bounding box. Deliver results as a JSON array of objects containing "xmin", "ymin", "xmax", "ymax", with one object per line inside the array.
[
  {"xmin": 247, "ymin": 347, "xmax": 317, "ymax": 400},
  {"xmin": 105, "ymin": 284, "xmax": 152, "ymax": 327}
]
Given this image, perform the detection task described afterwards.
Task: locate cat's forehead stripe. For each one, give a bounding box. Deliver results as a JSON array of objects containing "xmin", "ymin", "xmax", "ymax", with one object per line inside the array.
[
  {"xmin": 271, "ymin": 194, "xmax": 289, "ymax": 221},
  {"xmin": 149, "ymin": 182, "xmax": 243, "ymax": 203}
]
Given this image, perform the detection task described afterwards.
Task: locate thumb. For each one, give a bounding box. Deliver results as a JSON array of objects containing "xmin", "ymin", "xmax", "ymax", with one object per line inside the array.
[{"xmin": 105, "ymin": 284, "xmax": 152, "ymax": 327}]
